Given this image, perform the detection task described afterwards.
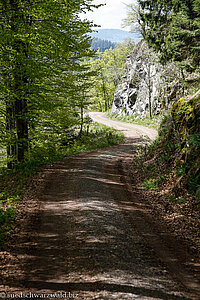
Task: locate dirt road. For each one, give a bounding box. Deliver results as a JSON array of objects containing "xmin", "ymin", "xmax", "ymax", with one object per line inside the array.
[
  {"xmin": 88, "ymin": 112, "xmax": 158, "ymax": 141},
  {"xmin": 1, "ymin": 114, "xmax": 199, "ymax": 299}
]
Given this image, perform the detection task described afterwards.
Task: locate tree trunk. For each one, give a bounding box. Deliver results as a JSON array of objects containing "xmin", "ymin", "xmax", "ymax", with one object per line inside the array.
[
  {"xmin": 4, "ymin": 0, "xmax": 30, "ymax": 165},
  {"xmin": 100, "ymin": 72, "xmax": 108, "ymax": 111},
  {"xmin": 13, "ymin": 36, "xmax": 29, "ymax": 162},
  {"xmin": 79, "ymin": 106, "xmax": 84, "ymax": 137},
  {"xmin": 6, "ymin": 102, "xmax": 17, "ymax": 169},
  {"xmin": 15, "ymin": 98, "xmax": 28, "ymax": 162}
]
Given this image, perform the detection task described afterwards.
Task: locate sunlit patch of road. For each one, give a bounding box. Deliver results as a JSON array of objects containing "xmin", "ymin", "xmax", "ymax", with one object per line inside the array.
[{"xmin": 88, "ymin": 112, "xmax": 158, "ymax": 141}]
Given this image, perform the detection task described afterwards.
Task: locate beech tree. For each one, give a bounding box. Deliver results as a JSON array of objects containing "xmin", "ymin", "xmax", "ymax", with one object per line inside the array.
[{"xmin": 0, "ymin": 0, "xmax": 98, "ymax": 167}]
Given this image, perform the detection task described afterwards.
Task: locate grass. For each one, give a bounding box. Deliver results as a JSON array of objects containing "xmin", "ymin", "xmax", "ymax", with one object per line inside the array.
[
  {"xmin": 62, "ymin": 122, "xmax": 124, "ymax": 156},
  {"xmin": 106, "ymin": 112, "xmax": 161, "ymax": 130},
  {"xmin": 0, "ymin": 122, "xmax": 124, "ymax": 250}
]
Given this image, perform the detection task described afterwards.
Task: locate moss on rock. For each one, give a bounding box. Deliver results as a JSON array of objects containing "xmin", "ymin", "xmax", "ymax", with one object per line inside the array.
[
  {"xmin": 150, "ymin": 90, "xmax": 200, "ymax": 198},
  {"xmin": 172, "ymin": 92, "xmax": 200, "ymax": 141}
]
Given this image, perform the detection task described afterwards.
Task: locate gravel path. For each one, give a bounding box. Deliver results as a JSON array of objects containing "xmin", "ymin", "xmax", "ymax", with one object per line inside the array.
[
  {"xmin": 88, "ymin": 112, "xmax": 158, "ymax": 141},
  {"xmin": 1, "ymin": 115, "xmax": 199, "ymax": 299}
]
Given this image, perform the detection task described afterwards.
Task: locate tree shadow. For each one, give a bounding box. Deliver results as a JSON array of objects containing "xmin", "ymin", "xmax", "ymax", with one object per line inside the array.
[{"xmin": 2, "ymin": 144, "xmax": 198, "ymax": 299}]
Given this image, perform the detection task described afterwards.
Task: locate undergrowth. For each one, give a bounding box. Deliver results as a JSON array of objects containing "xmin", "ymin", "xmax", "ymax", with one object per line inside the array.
[
  {"xmin": 0, "ymin": 122, "xmax": 124, "ymax": 250},
  {"xmin": 134, "ymin": 91, "xmax": 200, "ymax": 206}
]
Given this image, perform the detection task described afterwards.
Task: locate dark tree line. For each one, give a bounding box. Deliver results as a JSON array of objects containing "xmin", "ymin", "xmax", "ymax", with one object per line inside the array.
[{"xmin": 91, "ymin": 38, "xmax": 116, "ymax": 52}]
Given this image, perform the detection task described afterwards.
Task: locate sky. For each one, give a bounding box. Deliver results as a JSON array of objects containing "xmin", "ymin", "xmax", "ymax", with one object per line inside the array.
[{"xmin": 82, "ymin": 0, "xmax": 134, "ymax": 30}]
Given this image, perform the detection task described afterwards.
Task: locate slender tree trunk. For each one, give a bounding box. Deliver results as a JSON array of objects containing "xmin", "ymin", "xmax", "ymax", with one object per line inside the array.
[
  {"xmin": 79, "ymin": 106, "xmax": 84, "ymax": 137},
  {"xmin": 98, "ymin": 101, "xmax": 102, "ymax": 111},
  {"xmin": 13, "ymin": 37, "xmax": 29, "ymax": 162},
  {"xmin": 100, "ymin": 72, "xmax": 108, "ymax": 111},
  {"xmin": 6, "ymin": 101, "xmax": 17, "ymax": 169},
  {"xmin": 15, "ymin": 98, "xmax": 28, "ymax": 162}
]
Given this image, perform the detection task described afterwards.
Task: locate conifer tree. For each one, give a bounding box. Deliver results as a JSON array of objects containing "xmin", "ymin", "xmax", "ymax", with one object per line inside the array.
[{"xmin": 129, "ymin": 0, "xmax": 200, "ymax": 72}]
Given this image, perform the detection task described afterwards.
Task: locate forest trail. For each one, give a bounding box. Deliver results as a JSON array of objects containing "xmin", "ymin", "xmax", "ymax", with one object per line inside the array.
[
  {"xmin": 88, "ymin": 112, "xmax": 158, "ymax": 141},
  {"xmin": 2, "ymin": 117, "xmax": 200, "ymax": 299}
]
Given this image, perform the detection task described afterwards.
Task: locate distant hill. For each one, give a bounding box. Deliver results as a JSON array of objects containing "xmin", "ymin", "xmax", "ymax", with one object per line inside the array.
[{"xmin": 90, "ymin": 29, "xmax": 141, "ymax": 44}]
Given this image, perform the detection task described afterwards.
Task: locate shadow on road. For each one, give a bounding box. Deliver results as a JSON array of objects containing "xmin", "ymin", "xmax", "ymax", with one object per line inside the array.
[{"xmin": 2, "ymin": 142, "xmax": 199, "ymax": 299}]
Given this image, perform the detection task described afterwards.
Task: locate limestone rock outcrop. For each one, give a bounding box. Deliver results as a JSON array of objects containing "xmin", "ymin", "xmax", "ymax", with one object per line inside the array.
[{"xmin": 111, "ymin": 41, "xmax": 178, "ymax": 117}]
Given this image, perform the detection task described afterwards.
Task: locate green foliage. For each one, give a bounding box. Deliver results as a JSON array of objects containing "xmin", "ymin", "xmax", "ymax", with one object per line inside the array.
[
  {"xmin": 142, "ymin": 178, "xmax": 158, "ymax": 190},
  {"xmin": 0, "ymin": 206, "xmax": 16, "ymax": 250},
  {"xmin": 22, "ymin": 121, "xmax": 124, "ymax": 166},
  {"xmin": 0, "ymin": 0, "xmax": 99, "ymax": 167},
  {"xmin": 89, "ymin": 40, "xmax": 135, "ymax": 112},
  {"xmin": 147, "ymin": 91, "xmax": 200, "ymax": 199},
  {"xmin": 136, "ymin": 0, "xmax": 200, "ymax": 72},
  {"xmin": 188, "ymin": 133, "xmax": 200, "ymax": 148},
  {"xmin": 61, "ymin": 123, "xmax": 124, "ymax": 155},
  {"xmin": 169, "ymin": 195, "xmax": 176, "ymax": 203},
  {"xmin": 188, "ymin": 175, "xmax": 200, "ymax": 193},
  {"xmin": 171, "ymin": 94, "xmax": 200, "ymax": 161},
  {"xmin": 0, "ymin": 207, "xmax": 16, "ymax": 227},
  {"xmin": 146, "ymin": 136, "xmax": 161, "ymax": 153},
  {"xmin": 133, "ymin": 90, "xmax": 200, "ymax": 208},
  {"xmin": 142, "ymin": 174, "xmax": 166, "ymax": 190},
  {"xmin": 175, "ymin": 165, "xmax": 186, "ymax": 176}
]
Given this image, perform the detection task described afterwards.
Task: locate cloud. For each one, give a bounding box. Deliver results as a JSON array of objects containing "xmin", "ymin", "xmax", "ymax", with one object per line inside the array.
[{"xmin": 82, "ymin": 0, "xmax": 134, "ymax": 30}]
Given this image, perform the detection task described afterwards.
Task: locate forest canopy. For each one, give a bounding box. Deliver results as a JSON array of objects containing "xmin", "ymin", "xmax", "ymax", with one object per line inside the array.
[
  {"xmin": 123, "ymin": 0, "xmax": 200, "ymax": 72},
  {"xmin": 0, "ymin": 0, "xmax": 100, "ymax": 168}
]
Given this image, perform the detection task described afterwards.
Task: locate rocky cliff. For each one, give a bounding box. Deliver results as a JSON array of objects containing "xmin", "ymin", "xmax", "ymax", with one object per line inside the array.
[{"xmin": 111, "ymin": 41, "xmax": 179, "ymax": 117}]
